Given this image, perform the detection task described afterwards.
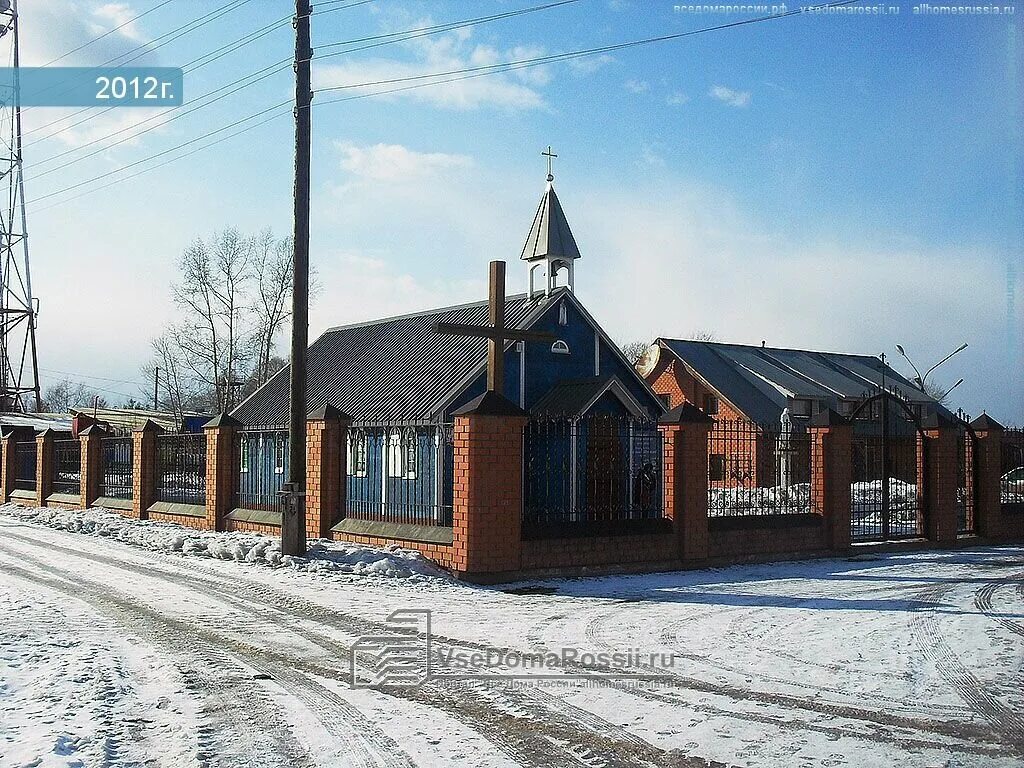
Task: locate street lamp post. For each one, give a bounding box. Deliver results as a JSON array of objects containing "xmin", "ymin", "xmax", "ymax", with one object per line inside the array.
[{"xmin": 894, "ymin": 342, "xmax": 968, "ymax": 393}]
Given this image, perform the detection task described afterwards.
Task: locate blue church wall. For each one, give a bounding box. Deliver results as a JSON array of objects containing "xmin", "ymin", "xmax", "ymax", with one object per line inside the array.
[
  {"xmin": 446, "ymin": 295, "xmax": 663, "ymax": 419},
  {"xmin": 344, "ymin": 427, "xmax": 451, "ymax": 525},
  {"xmin": 236, "ymin": 429, "xmax": 287, "ymax": 511}
]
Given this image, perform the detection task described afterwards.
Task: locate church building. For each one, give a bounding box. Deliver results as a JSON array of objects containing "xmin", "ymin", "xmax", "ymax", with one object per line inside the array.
[{"xmin": 231, "ymin": 166, "xmax": 665, "ymax": 531}]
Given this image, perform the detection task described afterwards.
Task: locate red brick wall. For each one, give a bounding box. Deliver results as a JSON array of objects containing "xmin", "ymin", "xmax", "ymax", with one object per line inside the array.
[
  {"xmin": 922, "ymin": 427, "xmax": 957, "ymax": 543},
  {"xmin": 226, "ymin": 519, "xmax": 280, "ymax": 535},
  {"xmin": 306, "ymin": 418, "xmax": 345, "ymax": 540},
  {"xmin": 708, "ymin": 516, "xmax": 827, "ymax": 561},
  {"xmin": 150, "ymin": 511, "xmax": 209, "ymax": 531},
  {"xmin": 451, "ymin": 413, "xmax": 525, "ymax": 577},
  {"xmin": 521, "ymin": 534, "xmax": 678, "ymax": 571}
]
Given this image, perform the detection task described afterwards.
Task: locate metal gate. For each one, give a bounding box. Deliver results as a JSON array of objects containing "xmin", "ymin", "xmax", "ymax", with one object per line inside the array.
[
  {"xmin": 849, "ymin": 392, "xmax": 927, "ymax": 542},
  {"xmin": 955, "ymin": 420, "xmax": 978, "ymax": 534}
]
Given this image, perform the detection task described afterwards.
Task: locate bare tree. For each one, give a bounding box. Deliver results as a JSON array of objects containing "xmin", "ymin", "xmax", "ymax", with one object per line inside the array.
[
  {"xmin": 688, "ymin": 330, "xmax": 718, "ymax": 342},
  {"xmin": 41, "ymin": 378, "xmax": 109, "ymax": 414},
  {"xmin": 144, "ymin": 228, "xmax": 296, "ymax": 416},
  {"xmin": 618, "ymin": 340, "xmax": 650, "ymax": 364},
  {"xmin": 251, "ymin": 230, "xmax": 294, "ymax": 388}
]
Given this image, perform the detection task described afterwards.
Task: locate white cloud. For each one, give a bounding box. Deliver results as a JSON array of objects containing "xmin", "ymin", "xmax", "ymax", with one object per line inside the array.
[
  {"xmin": 709, "ymin": 85, "xmax": 752, "ymax": 108},
  {"xmin": 624, "ymin": 78, "xmax": 649, "ymax": 94},
  {"xmin": 335, "ymin": 142, "xmax": 472, "ymax": 183},
  {"xmin": 666, "ymin": 91, "xmax": 689, "ymax": 106},
  {"xmin": 91, "ymin": 3, "xmax": 146, "ymax": 42},
  {"xmin": 568, "ymin": 54, "xmax": 614, "ymax": 76},
  {"xmin": 314, "ymin": 26, "xmax": 551, "ymax": 111}
]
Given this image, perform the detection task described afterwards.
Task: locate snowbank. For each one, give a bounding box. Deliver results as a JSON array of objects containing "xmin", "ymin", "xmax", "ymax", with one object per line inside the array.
[
  {"xmin": 0, "ymin": 503, "xmax": 448, "ymax": 581},
  {"xmin": 708, "ymin": 482, "xmax": 811, "ymax": 515}
]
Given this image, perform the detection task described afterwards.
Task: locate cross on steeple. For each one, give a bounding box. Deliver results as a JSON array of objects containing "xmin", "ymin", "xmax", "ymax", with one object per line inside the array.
[
  {"xmin": 433, "ymin": 261, "xmax": 555, "ymax": 397},
  {"xmin": 542, "ymin": 145, "xmax": 557, "ymax": 182}
]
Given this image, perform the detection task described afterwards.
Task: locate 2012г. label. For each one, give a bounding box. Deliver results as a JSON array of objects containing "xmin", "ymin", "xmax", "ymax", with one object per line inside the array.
[{"xmin": 95, "ymin": 75, "xmax": 174, "ymax": 101}]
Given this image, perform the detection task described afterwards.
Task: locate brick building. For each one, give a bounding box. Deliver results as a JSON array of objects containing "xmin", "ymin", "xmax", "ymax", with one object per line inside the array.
[{"xmin": 637, "ymin": 338, "xmax": 948, "ymax": 489}]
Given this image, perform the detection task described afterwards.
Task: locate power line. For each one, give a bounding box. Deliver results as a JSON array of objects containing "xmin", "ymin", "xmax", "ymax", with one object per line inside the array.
[
  {"xmin": 40, "ymin": 0, "xmax": 177, "ymax": 67},
  {"xmin": 24, "ymin": 0, "xmax": 377, "ymax": 152},
  {"xmin": 29, "ymin": 0, "xmax": 862, "ymax": 210},
  {"xmin": 21, "ymin": 0, "xmax": 257, "ymax": 130},
  {"xmin": 39, "ymin": 367, "xmax": 147, "ymax": 387},
  {"xmin": 28, "ymin": 0, "xmax": 572, "ymax": 175}
]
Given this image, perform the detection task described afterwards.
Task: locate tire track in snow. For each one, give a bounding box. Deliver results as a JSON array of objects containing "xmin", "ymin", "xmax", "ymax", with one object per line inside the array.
[
  {"xmin": 909, "ymin": 579, "xmax": 1024, "ymax": 746},
  {"xmin": 973, "ymin": 576, "xmax": 1024, "ymax": 639},
  {"xmin": 0, "ymin": 556, "xmax": 317, "ymax": 768},
  {"xmin": 0, "ymin": 528, "xmax": 700, "ymax": 768}
]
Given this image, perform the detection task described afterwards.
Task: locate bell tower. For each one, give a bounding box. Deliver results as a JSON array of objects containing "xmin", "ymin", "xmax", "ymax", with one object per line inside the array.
[{"xmin": 521, "ymin": 146, "xmax": 581, "ymax": 301}]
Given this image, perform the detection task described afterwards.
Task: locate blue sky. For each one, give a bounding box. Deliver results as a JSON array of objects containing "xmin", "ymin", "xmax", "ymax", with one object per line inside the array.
[{"xmin": 16, "ymin": 0, "xmax": 1023, "ymax": 421}]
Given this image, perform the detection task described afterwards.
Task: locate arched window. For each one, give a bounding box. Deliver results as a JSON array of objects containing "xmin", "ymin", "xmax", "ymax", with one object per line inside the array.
[{"xmin": 551, "ymin": 340, "xmax": 570, "ymax": 355}]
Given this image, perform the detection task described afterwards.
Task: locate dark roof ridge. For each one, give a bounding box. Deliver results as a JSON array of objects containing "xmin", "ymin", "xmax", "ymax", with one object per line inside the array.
[
  {"xmin": 322, "ymin": 290, "xmax": 558, "ymax": 335},
  {"xmin": 658, "ymin": 337, "xmax": 881, "ymax": 361}
]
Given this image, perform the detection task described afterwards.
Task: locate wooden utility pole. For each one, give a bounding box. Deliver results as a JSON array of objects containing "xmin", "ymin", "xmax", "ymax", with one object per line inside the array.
[{"xmin": 282, "ymin": 0, "xmax": 312, "ymax": 556}]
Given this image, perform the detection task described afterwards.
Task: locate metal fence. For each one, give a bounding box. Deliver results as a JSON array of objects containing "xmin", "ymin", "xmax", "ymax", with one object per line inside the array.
[
  {"xmin": 14, "ymin": 440, "xmax": 35, "ymax": 491},
  {"xmin": 707, "ymin": 418, "xmax": 811, "ymax": 517},
  {"xmin": 1002, "ymin": 427, "xmax": 1024, "ymax": 513},
  {"xmin": 52, "ymin": 439, "xmax": 81, "ymax": 496},
  {"xmin": 100, "ymin": 436, "xmax": 133, "ymax": 500},
  {"xmin": 955, "ymin": 422, "xmax": 977, "ymax": 534},
  {"xmin": 155, "ymin": 432, "xmax": 206, "ymax": 506},
  {"xmin": 523, "ymin": 415, "xmax": 664, "ymax": 537},
  {"xmin": 344, "ymin": 422, "xmax": 453, "ymax": 527},
  {"xmin": 236, "ymin": 427, "xmax": 287, "ymax": 512},
  {"xmin": 849, "ymin": 400, "xmax": 924, "ymax": 542}
]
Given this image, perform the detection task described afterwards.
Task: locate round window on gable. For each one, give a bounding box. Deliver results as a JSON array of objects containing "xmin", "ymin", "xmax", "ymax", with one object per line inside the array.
[{"xmin": 551, "ymin": 340, "xmax": 570, "ymax": 355}]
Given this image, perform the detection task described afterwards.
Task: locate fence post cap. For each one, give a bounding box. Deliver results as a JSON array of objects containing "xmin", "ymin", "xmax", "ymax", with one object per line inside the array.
[
  {"xmin": 658, "ymin": 402, "xmax": 713, "ymax": 425},
  {"xmin": 78, "ymin": 424, "xmax": 107, "ymax": 436},
  {"xmin": 452, "ymin": 391, "xmax": 528, "ymax": 417},
  {"xmin": 808, "ymin": 408, "xmax": 848, "ymax": 428},
  {"xmin": 969, "ymin": 413, "xmax": 1003, "ymax": 432},
  {"xmin": 306, "ymin": 404, "xmax": 352, "ymax": 422},
  {"xmin": 203, "ymin": 413, "xmax": 242, "ymax": 430},
  {"xmin": 133, "ymin": 419, "xmax": 165, "ymax": 434},
  {"xmin": 921, "ymin": 410, "xmax": 957, "ymax": 430},
  {"xmin": 36, "ymin": 428, "xmax": 58, "ymax": 438}
]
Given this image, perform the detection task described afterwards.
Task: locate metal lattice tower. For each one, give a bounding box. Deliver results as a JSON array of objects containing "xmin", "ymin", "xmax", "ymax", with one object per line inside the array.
[{"xmin": 0, "ymin": 0, "xmax": 40, "ymax": 413}]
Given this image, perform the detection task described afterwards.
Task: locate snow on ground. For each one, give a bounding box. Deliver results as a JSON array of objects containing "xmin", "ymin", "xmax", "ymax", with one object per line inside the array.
[
  {"xmin": 1, "ymin": 502, "xmax": 1022, "ymax": 768},
  {"xmin": 5, "ymin": 504, "xmax": 445, "ymax": 580}
]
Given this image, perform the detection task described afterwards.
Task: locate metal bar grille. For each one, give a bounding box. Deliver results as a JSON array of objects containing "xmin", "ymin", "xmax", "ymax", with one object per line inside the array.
[
  {"xmin": 235, "ymin": 427, "xmax": 287, "ymax": 512},
  {"xmin": 155, "ymin": 433, "xmax": 206, "ymax": 506},
  {"xmin": 956, "ymin": 424, "xmax": 976, "ymax": 534},
  {"xmin": 344, "ymin": 422, "xmax": 453, "ymax": 527},
  {"xmin": 52, "ymin": 439, "xmax": 81, "ymax": 496},
  {"xmin": 523, "ymin": 415, "xmax": 664, "ymax": 537},
  {"xmin": 1002, "ymin": 427, "xmax": 1024, "ymax": 513},
  {"xmin": 100, "ymin": 436, "xmax": 133, "ymax": 500},
  {"xmin": 14, "ymin": 441, "xmax": 35, "ymax": 491},
  {"xmin": 849, "ymin": 405, "xmax": 924, "ymax": 542},
  {"xmin": 707, "ymin": 418, "xmax": 811, "ymax": 517}
]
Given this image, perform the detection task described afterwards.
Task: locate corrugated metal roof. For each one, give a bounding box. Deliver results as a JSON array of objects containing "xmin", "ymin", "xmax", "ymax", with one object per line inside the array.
[
  {"xmin": 231, "ymin": 293, "xmax": 545, "ymax": 425},
  {"xmin": 519, "ymin": 182, "xmax": 581, "ymax": 262},
  {"xmin": 531, "ymin": 377, "xmax": 610, "ymax": 417},
  {"xmin": 660, "ymin": 339, "xmax": 938, "ymax": 423}
]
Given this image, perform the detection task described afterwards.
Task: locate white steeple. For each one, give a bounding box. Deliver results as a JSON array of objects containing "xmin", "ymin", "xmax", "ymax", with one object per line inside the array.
[{"xmin": 521, "ymin": 146, "xmax": 581, "ymax": 301}]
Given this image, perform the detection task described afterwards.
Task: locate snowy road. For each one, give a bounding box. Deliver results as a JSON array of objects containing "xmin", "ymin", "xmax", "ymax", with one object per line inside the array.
[{"xmin": 1, "ymin": 508, "xmax": 1022, "ymax": 768}]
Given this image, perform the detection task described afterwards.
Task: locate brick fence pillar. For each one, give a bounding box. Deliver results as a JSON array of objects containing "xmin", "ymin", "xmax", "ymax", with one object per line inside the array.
[
  {"xmin": 450, "ymin": 392, "xmax": 528, "ymax": 580},
  {"xmin": 36, "ymin": 429, "xmax": 54, "ymax": 507},
  {"xmin": 0, "ymin": 432, "xmax": 15, "ymax": 502},
  {"xmin": 921, "ymin": 412, "xmax": 958, "ymax": 544},
  {"xmin": 79, "ymin": 424, "xmax": 105, "ymax": 509},
  {"xmin": 306, "ymin": 405, "xmax": 350, "ymax": 540},
  {"xmin": 660, "ymin": 403, "xmax": 712, "ymax": 564},
  {"xmin": 970, "ymin": 414, "xmax": 1003, "ymax": 539},
  {"xmin": 809, "ymin": 410, "xmax": 853, "ymax": 552},
  {"xmin": 132, "ymin": 420, "xmax": 163, "ymax": 520},
  {"xmin": 204, "ymin": 414, "xmax": 239, "ymax": 532}
]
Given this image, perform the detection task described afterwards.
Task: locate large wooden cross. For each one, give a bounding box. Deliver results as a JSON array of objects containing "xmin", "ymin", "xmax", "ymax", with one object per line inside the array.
[{"xmin": 433, "ymin": 260, "xmax": 555, "ymax": 397}]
